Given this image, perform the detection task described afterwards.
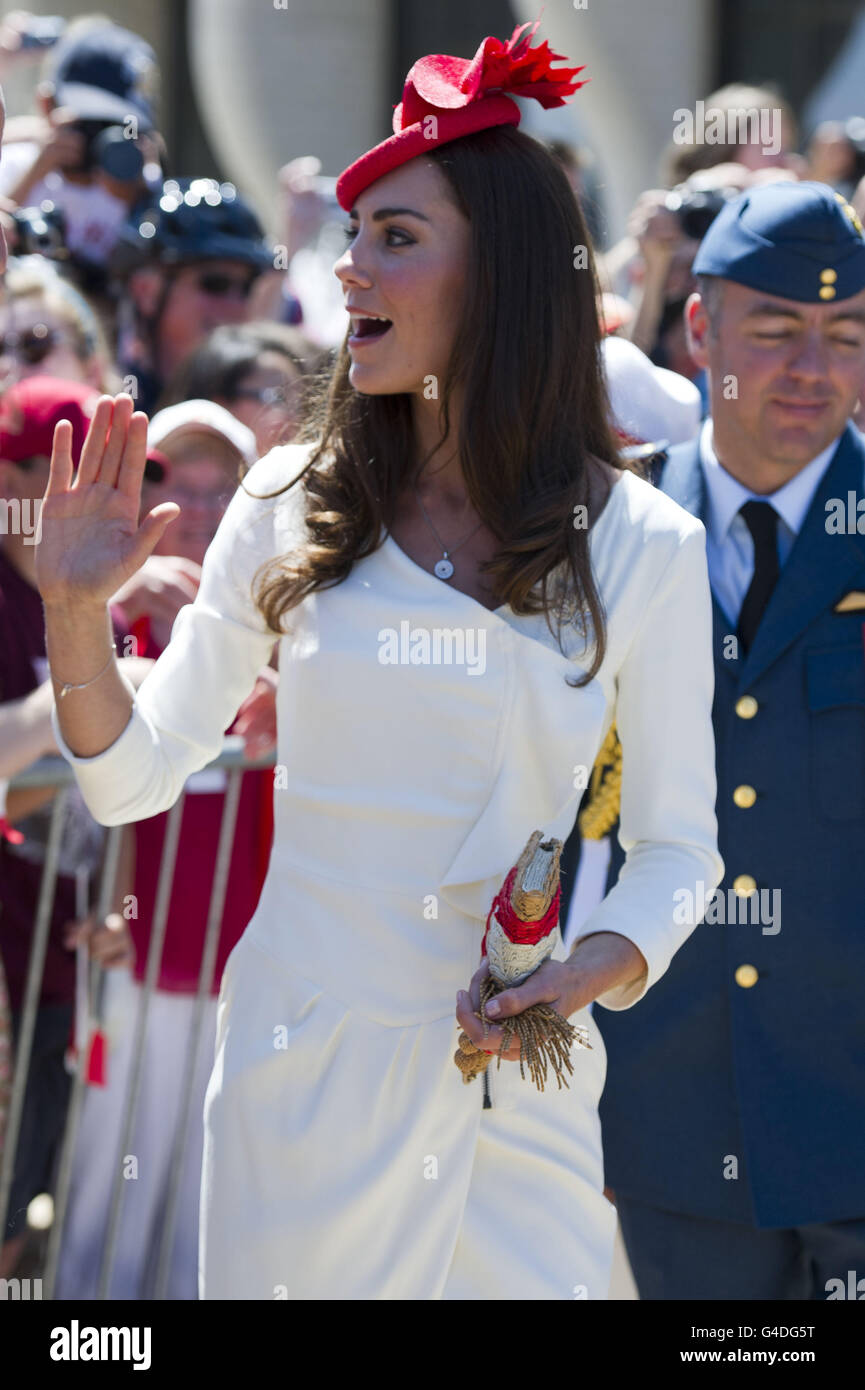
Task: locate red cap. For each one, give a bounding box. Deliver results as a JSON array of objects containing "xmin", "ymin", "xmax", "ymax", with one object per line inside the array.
[
  {"xmin": 0, "ymin": 377, "xmax": 170, "ymax": 483},
  {"xmin": 336, "ymin": 19, "xmax": 587, "ymax": 212}
]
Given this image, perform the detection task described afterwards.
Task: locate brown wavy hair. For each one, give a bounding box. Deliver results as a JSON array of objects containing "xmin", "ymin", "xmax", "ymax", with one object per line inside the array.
[{"xmin": 243, "ymin": 124, "xmax": 627, "ymax": 685}]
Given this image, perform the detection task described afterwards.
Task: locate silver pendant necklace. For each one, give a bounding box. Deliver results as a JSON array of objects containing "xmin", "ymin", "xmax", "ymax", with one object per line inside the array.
[{"xmin": 411, "ymin": 476, "xmax": 485, "ymax": 580}]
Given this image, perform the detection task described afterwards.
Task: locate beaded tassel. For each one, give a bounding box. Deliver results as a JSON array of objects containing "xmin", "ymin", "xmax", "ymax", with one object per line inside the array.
[{"xmin": 454, "ymin": 830, "xmax": 591, "ymax": 1094}]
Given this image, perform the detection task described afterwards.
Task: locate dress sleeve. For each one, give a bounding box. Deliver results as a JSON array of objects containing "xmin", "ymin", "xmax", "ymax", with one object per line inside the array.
[
  {"xmin": 572, "ymin": 522, "xmax": 724, "ymax": 1009},
  {"xmin": 49, "ymin": 450, "xmax": 300, "ymax": 827}
]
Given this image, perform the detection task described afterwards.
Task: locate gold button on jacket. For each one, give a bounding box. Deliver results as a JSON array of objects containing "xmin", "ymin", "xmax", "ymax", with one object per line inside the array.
[
  {"xmin": 735, "ymin": 964, "xmax": 759, "ymax": 988},
  {"xmin": 733, "ymin": 784, "xmax": 757, "ymax": 808},
  {"xmin": 733, "ymin": 874, "xmax": 757, "ymax": 896},
  {"xmin": 735, "ymin": 695, "xmax": 758, "ymax": 718}
]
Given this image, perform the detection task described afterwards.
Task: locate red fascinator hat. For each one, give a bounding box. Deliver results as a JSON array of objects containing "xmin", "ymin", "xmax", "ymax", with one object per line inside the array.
[{"xmin": 336, "ymin": 19, "xmax": 588, "ymax": 212}]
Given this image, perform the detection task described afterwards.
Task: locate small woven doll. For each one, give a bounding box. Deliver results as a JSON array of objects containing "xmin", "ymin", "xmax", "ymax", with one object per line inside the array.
[{"xmin": 454, "ymin": 830, "xmax": 591, "ymax": 1092}]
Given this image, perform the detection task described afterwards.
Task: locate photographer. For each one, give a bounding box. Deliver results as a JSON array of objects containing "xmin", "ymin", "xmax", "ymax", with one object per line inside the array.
[
  {"xmin": 619, "ymin": 169, "xmax": 748, "ymax": 364},
  {"xmin": 0, "ymin": 18, "xmax": 165, "ymax": 276}
]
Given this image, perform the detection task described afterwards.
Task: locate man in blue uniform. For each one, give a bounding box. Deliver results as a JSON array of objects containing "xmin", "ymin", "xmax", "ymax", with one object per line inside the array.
[{"xmin": 596, "ymin": 181, "xmax": 865, "ymax": 1299}]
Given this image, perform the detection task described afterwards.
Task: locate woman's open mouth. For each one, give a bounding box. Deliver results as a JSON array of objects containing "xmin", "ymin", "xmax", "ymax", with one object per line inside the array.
[{"xmin": 348, "ymin": 314, "xmax": 393, "ymax": 348}]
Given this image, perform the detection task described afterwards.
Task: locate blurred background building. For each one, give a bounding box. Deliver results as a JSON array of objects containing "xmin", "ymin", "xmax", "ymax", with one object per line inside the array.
[{"xmin": 3, "ymin": 0, "xmax": 865, "ymax": 243}]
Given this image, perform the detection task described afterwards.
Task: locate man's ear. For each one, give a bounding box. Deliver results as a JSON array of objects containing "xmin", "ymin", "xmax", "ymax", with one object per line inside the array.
[{"xmin": 685, "ymin": 291, "xmax": 711, "ymax": 370}]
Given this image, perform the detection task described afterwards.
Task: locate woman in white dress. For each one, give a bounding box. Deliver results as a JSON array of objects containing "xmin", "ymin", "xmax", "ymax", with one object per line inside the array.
[{"xmin": 36, "ymin": 25, "xmax": 723, "ymax": 1299}]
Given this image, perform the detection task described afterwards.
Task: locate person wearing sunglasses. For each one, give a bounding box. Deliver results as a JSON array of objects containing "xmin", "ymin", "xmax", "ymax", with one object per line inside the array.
[
  {"xmin": 0, "ymin": 257, "xmax": 120, "ymax": 394},
  {"xmin": 0, "ymin": 375, "xmax": 168, "ymax": 1283},
  {"xmin": 108, "ymin": 177, "xmax": 277, "ymax": 415},
  {"xmin": 0, "ymin": 20, "xmax": 165, "ymax": 279},
  {"xmin": 159, "ymin": 320, "xmax": 325, "ymax": 456}
]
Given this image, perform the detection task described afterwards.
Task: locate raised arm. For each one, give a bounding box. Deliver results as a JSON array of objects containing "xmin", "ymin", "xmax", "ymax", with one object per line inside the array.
[{"xmin": 38, "ymin": 398, "xmax": 296, "ymax": 828}]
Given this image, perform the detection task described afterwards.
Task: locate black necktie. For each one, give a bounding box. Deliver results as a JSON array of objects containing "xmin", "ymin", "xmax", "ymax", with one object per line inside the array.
[{"xmin": 737, "ymin": 500, "xmax": 780, "ymax": 653}]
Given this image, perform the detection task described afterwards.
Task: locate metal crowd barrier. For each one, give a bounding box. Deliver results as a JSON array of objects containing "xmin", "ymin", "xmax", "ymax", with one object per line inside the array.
[{"xmin": 0, "ymin": 736, "xmax": 274, "ymax": 1300}]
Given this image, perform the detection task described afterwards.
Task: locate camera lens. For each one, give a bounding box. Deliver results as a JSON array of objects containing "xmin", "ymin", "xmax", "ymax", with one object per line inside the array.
[{"xmin": 93, "ymin": 127, "xmax": 144, "ymax": 182}]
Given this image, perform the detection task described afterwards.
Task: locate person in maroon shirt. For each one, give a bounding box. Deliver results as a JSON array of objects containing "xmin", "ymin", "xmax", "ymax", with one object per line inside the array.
[{"xmin": 0, "ymin": 376, "xmax": 170, "ymax": 1276}]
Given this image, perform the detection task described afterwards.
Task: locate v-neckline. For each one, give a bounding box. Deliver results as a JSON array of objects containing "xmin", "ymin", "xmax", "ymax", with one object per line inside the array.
[
  {"xmin": 383, "ymin": 470, "xmax": 628, "ymax": 621},
  {"xmin": 384, "ymin": 531, "xmax": 510, "ymax": 617}
]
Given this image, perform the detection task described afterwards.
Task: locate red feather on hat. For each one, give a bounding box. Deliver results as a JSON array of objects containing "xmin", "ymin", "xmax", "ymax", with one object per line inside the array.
[{"xmin": 408, "ymin": 20, "xmax": 587, "ymax": 114}]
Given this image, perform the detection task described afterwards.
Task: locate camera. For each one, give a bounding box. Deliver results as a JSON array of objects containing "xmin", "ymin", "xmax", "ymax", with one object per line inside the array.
[
  {"xmin": 10, "ymin": 202, "xmax": 69, "ymax": 260},
  {"xmin": 664, "ymin": 186, "xmax": 736, "ymax": 241},
  {"xmin": 65, "ymin": 120, "xmax": 145, "ymax": 182}
]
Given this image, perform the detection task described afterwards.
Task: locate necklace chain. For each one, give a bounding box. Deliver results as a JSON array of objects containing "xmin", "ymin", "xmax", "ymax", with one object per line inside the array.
[{"xmin": 411, "ymin": 476, "xmax": 485, "ymax": 577}]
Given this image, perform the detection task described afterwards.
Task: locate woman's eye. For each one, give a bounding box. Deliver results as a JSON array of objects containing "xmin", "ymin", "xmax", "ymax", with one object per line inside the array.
[{"xmin": 341, "ymin": 225, "xmax": 413, "ymax": 246}]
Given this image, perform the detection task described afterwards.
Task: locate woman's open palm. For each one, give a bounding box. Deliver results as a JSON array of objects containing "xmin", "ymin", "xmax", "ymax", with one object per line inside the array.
[{"xmin": 35, "ymin": 393, "xmax": 180, "ymax": 608}]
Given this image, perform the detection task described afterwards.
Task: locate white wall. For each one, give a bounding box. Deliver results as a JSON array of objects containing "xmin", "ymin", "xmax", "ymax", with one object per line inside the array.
[
  {"xmin": 187, "ymin": 0, "xmax": 714, "ymax": 240},
  {"xmin": 512, "ymin": 0, "xmax": 714, "ymax": 236},
  {"xmin": 188, "ymin": 0, "xmax": 389, "ymax": 234}
]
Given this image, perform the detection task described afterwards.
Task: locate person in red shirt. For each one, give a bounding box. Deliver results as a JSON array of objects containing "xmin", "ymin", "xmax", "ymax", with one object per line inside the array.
[
  {"xmin": 55, "ymin": 399, "xmax": 277, "ymax": 1300},
  {"xmin": 120, "ymin": 400, "xmax": 277, "ymax": 995}
]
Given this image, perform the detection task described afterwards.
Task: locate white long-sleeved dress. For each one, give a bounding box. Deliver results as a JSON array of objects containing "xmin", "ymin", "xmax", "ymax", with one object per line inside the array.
[{"xmin": 51, "ymin": 442, "xmax": 723, "ymax": 1300}]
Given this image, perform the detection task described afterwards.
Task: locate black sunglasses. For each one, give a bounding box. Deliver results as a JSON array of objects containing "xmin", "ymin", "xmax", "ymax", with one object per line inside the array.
[
  {"xmin": 230, "ymin": 383, "xmax": 302, "ymax": 408},
  {"xmin": 196, "ymin": 271, "xmax": 257, "ymax": 298},
  {"xmin": 0, "ymin": 325, "xmax": 64, "ymax": 366}
]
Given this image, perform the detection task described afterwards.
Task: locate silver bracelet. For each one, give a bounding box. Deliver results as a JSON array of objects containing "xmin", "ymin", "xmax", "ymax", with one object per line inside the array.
[{"xmin": 57, "ymin": 643, "xmax": 117, "ymax": 699}]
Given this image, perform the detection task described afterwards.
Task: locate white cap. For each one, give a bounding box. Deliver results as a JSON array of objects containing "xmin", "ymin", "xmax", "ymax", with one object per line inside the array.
[
  {"xmin": 147, "ymin": 400, "xmax": 257, "ymax": 466},
  {"xmin": 602, "ymin": 335, "xmax": 702, "ymax": 447}
]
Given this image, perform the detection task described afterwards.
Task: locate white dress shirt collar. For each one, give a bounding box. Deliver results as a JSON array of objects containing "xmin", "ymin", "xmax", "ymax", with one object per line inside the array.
[{"xmin": 699, "ymin": 418, "xmax": 843, "ymax": 546}]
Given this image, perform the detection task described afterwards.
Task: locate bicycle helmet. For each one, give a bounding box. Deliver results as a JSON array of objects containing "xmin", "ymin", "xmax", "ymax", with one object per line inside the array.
[{"xmin": 109, "ymin": 177, "xmax": 274, "ymax": 278}]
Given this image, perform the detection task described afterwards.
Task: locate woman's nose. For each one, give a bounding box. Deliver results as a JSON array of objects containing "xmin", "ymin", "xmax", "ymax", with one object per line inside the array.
[{"xmin": 333, "ymin": 244, "xmax": 372, "ymax": 288}]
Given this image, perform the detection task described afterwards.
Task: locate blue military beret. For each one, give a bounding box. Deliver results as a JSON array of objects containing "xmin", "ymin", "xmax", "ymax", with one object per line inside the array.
[{"xmin": 692, "ymin": 180, "xmax": 865, "ymax": 303}]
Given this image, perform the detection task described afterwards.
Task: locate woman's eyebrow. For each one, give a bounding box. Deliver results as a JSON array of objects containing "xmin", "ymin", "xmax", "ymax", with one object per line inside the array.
[{"xmin": 348, "ymin": 206, "xmax": 432, "ymax": 223}]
